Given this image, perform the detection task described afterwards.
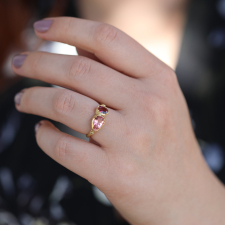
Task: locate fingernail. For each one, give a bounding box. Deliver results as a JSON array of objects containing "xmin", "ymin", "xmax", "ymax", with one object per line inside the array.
[
  {"xmin": 14, "ymin": 91, "xmax": 25, "ymax": 105},
  {"xmin": 12, "ymin": 54, "xmax": 27, "ymax": 68},
  {"xmin": 33, "ymin": 19, "xmax": 53, "ymax": 32},
  {"xmin": 35, "ymin": 122, "xmax": 42, "ymax": 134}
]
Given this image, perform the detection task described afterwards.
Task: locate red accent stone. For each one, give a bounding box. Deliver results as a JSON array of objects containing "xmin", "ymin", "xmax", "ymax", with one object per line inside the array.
[
  {"xmin": 93, "ymin": 116, "xmax": 105, "ymax": 131},
  {"xmin": 98, "ymin": 106, "xmax": 108, "ymax": 115}
]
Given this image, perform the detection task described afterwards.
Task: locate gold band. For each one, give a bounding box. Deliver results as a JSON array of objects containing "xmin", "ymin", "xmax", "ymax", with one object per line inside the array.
[{"xmin": 86, "ymin": 104, "xmax": 109, "ymax": 138}]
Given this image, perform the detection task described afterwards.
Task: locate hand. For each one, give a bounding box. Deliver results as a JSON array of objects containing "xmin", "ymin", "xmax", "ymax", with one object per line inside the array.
[{"xmin": 12, "ymin": 17, "xmax": 225, "ymax": 225}]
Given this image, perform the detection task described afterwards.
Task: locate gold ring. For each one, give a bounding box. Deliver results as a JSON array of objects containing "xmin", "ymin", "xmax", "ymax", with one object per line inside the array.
[{"xmin": 86, "ymin": 104, "xmax": 109, "ymax": 138}]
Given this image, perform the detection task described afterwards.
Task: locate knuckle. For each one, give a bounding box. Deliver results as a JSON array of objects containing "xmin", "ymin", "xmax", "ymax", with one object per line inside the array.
[
  {"xmin": 94, "ymin": 24, "xmax": 118, "ymax": 45},
  {"xmin": 55, "ymin": 136, "xmax": 70, "ymax": 160},
  {"xmin": 161, "ymin": 68, "xmax": 178, "ymax": 88},
  {"xmin": 68, "ymin": 57, "xmax": 91, "ymax": 81},
  {"xmin": 53, "ymin": 90, "xmax": 75, "ymax": 115}
]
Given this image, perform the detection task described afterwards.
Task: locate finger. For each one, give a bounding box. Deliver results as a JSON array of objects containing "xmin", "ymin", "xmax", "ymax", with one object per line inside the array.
[
  {"xmin": 12, "ymin": 51, "xmax": 137, "ymax": 109},
  {"xmin": 35, "ymin": 120, "xmax": 108, "ymax": 186},
  {"xmin": 16, "ymin": 87, "xmax": 124, "ymax": 146},
  {"xmin": 33, "ymin": 17, "xmax": 168, "ymax": 78},
  {"xmin": 76, "ymin": 47, "xmax": 100, "ymax": 62}
]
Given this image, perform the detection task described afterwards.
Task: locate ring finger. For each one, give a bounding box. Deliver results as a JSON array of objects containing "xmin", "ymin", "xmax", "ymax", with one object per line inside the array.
[{"xmin": 15, "ymin": 86, "xmax": 124, "ymax": 146}]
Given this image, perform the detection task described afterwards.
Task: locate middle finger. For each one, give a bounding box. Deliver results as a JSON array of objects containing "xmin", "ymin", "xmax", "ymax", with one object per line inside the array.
[{"xmin": 12, "ymin": 51, "xmax": 138, "ymax": 109}]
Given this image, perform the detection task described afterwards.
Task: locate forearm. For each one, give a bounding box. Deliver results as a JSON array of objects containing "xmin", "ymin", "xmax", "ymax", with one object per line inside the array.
[{"xmin": 168, "ymin": 147, "xmax": 225, "ymax": 225}]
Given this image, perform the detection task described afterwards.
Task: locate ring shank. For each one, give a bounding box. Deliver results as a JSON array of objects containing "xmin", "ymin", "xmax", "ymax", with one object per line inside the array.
[{"xmin": 86, "ymin": 129, "xmax": 95, "ymax": 138}]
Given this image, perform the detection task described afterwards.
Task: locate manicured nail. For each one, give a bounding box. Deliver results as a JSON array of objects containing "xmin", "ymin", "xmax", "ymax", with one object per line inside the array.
[
  {"xmin": 35, "ymin": 122, "xmax": 42, "ymax": 134},
  {"xmin": 33, "ymin": 20, "xmax": 53, "ymax": 32},
  {"xmin": 14, "ymin": 91, "xmax": 24, "ymax": 105},
  {"xmin": 12, "ymin": 54, "xmax": 27, "ymax": 68}
]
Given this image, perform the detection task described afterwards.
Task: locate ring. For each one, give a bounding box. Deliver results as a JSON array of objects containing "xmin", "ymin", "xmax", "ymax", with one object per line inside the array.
[{"xmin": 86, "ymin": 104, "xmax": 109, "ymax": 138}]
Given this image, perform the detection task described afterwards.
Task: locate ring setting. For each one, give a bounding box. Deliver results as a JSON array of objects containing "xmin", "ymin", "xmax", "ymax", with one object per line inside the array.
[{"xmin": 86, "ymin": 104, "xmax": 109, "ymax": 138}]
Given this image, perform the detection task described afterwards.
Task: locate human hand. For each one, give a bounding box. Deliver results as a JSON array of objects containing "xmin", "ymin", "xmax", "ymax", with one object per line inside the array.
[{"xmin": 12, "ymin": 17, "xmax": 225, "ymax": 225}]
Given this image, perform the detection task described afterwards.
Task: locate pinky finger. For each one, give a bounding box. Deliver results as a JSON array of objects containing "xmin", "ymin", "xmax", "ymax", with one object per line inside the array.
[{"xmin": 35, "ymin": 120, "xmax": 108, "ymax": 186}]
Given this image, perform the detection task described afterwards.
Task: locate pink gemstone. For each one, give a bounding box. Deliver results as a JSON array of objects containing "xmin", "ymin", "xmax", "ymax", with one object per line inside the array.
[
  {"xmin": 93, "ymin": 116, "xmax": 105, "ymax": 131},
  {"xmin": 98, "ymin": 106, "xmax": 108, "ymax": 115}
]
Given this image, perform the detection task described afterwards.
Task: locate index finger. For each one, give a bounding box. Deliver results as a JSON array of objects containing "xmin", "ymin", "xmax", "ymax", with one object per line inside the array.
[{"xmin": 34, "ymin": 17, "xmax": 168, "ymax": 79}]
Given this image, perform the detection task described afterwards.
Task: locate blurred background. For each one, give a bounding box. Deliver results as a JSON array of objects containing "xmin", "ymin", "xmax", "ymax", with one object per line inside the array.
[{"xmin": 0, "ymin": 0, "xmax": 225, "ymax": 224}]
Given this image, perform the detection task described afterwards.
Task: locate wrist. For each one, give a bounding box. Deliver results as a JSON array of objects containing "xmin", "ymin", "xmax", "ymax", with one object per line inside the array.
[
  {"xmin": 114, "ymin": 140, "xmax": 225, "ymax": 225},
  {"xmin": 159, "ymin": 142, "xmax": 225, "ymax": 225}
]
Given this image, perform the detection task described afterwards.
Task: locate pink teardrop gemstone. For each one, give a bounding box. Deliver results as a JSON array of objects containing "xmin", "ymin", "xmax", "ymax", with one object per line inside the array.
[
  {"xmin": 98, "ymin": 106, "xmax": 108, "ymax": 115},
  {"xmin": 93, "ymin": 116, "xmax": 105, "ymax": 131}
]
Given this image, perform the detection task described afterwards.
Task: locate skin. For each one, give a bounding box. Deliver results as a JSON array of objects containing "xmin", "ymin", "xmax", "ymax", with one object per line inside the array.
[{"xmin": 12, "ymin": 17, "xmax": 225, "ymax": 225}]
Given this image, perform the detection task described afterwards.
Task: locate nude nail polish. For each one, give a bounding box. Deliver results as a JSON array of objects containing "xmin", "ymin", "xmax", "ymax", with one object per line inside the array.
[
  {"xmin": 14, "ymin": 91, "xmax": 24, "ymax": 105},
  {"xmin": 33, "ymin": 20, "xmax": 53, "ymax": 32},
  {"xmin": 12, "ymin": 54, "xmax": 27, "ymax": 68}
]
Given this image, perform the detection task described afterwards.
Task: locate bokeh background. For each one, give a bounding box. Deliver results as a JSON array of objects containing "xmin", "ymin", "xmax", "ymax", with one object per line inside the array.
[{"xmin": 0, "ymin": 0, "xmax": 225, "ymax": 224}]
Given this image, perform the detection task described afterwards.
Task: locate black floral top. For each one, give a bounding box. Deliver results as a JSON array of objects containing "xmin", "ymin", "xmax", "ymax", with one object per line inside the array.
[{"xmin": 176, "ymin": 0, "xmax": 225, "ymax": 182}]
